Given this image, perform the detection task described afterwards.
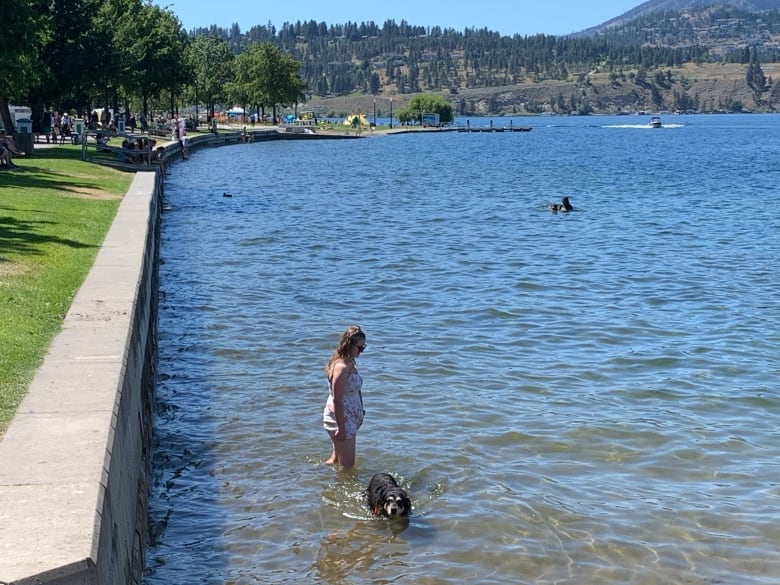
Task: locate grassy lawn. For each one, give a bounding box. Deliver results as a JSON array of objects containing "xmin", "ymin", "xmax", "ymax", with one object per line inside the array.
[{"xmin": 0, "ymin": 145, "xmax": 132, "ymax": 435}]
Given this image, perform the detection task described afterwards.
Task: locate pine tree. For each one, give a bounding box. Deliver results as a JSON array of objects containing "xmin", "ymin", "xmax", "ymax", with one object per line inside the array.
[{"xmin": 746, "ymin": 48, "xmax": 766, "ymax": 92}]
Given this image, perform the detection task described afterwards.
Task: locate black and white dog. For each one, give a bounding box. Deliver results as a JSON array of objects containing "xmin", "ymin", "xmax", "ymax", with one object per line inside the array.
[{"xmin": 366, "ymin": 473, "xmax": 411, "ymax": 518}]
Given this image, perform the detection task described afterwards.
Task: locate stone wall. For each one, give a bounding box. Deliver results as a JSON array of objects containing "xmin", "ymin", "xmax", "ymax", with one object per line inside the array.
[{"xmin": 0, "ymin": 172, "xmax": 161, "ymax": 585}]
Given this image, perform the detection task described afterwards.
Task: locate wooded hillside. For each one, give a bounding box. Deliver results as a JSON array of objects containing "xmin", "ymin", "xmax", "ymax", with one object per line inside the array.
[{"xmin": 194, "ymin": 4, "xmax": 780, "ymax": 114}]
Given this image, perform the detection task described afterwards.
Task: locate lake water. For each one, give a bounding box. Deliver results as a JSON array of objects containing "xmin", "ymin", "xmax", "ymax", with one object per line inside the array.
[{"xmin": 143, "ymin": 115, "xmax": 780, "ymax": 585}]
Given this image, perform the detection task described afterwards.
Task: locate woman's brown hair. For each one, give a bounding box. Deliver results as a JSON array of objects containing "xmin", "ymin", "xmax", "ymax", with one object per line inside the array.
[{"xmin": 325, "ymin": 325, "xmax": 365, "ymax": 376}]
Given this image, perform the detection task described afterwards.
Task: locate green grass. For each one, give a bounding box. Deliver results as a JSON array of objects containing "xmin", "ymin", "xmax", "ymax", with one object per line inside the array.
[{"xmin": 0, "ymin": 145, "xmax": 132, "ymax": 434}]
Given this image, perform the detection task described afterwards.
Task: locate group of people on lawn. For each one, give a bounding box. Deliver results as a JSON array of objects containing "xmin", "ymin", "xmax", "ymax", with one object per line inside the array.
[
  {"xmin": 9, "ymin": 108, "xmax": 190, "ymax": 173},
  {"xmin": 116, "ymin": 137, "xmax": 165, "ymax": 171},
  {"xmin": 96, "ymin": 114, "xmax": 189, "ymax": 172}
]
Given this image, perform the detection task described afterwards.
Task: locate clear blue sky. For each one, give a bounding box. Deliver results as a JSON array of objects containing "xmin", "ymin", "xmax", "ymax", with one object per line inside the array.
[{"xmin": 152, "ymin": 1, "xmax": 644, "ymax": 37}]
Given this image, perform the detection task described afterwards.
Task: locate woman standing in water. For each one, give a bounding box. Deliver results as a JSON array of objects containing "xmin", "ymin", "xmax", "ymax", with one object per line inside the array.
[{"xmin": 322, "ymin": 325, "xmax": 367, "ymax": 471}]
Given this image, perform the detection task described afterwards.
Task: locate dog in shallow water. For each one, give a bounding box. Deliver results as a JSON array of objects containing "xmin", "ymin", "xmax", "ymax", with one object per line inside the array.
[{"xmin": 366, "ymin": 473, "xmax": 411, "ymax": 518}]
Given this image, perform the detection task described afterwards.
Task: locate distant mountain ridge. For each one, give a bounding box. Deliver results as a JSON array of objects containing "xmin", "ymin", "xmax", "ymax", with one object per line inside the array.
[
  {"xmin": 578, "ymin": 0, "xmax": 780, "ymax": 35},
  {"xmin": 202, "ymin": 0, "xmax": 780, "ymax": 115}
]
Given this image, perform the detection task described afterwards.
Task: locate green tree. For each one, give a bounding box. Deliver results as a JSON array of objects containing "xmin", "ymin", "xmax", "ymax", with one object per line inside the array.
[
  {"xmin": 228, "ymin": 46, "xmax": 259, "ymax": 115},
  {"xmin": 0, "ymin": 0, "xmax": 40, "ymax": 130},
  {"xmin": 186, "ymin": 34, "xmax": 233, "ymax": 120},
  {"xmin": 397, "ymin": 93, "xmax": 454, "ymax": 124},
  {"xmin": 746, "ymin": 47, "xmax": 766, "ymax": 92},
  {"xmin": 232, "ymin": 42, "xmax": 307, "ymax": 123},
  {"xmin": 116, "ymin": 2, "xmax": 190, "ymax": 117},
  {"xmin": 369, "ymin": 72, "xmax": 381, "ymax": 95},
  {"xmin": 25, "ymin": 0, "xmax": 113, "ymax": 131}
]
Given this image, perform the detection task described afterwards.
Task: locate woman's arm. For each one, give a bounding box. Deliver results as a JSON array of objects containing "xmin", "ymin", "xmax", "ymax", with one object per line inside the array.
[{"xmin": 330, "ymin": 361, "xmax": 349, "ymax": 440}]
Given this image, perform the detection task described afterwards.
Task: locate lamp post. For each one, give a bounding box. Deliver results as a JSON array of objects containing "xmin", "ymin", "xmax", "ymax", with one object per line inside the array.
[
  {"xmin": 389, "ymin": 98, "xmax": 393, "ymax": 129},
  {"xmin": 373, "ymin": 98, "xmax": 377, "ymax": 128}
]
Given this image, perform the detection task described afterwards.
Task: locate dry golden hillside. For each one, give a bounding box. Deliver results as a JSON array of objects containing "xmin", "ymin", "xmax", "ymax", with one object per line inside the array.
[{"xmin": 303, "ymin": 63, "xmax": 779, "ymax": 116}]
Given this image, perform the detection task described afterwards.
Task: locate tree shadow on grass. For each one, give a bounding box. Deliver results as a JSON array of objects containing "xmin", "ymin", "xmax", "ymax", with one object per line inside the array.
[
  {"xmin": 0, "ymin": 214, "xmax": 96, "ymax": 262},
  {"xmin": 0, "ymin": 147, "xmax": 120, "ymax": 195},
  {"xmin": 0, "ymin": 148, "xmax": 106, "ymax": 261}
]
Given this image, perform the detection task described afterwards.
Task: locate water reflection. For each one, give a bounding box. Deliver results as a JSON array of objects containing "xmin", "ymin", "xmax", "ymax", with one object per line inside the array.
[{"xmin": 313, "ymin": 520, "xmax": 411, "ymax": 585}]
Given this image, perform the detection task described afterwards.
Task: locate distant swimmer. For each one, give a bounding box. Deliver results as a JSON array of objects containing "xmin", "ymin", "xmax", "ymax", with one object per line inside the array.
[{"xmin": 549, "ymin": 196, "xmax": 573, "ymax": 212}]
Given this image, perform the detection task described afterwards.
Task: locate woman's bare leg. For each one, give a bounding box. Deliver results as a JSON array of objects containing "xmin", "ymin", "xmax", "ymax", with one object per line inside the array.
[
  {"xmin": 325, "ymin": 434, "xmax": 356, "ymax": 470},
  {"xmin": 325, "ymin": 445, "xmax": 338, "ymax": 465},
  {"xmin": 333, "ymin": 437, "xmax": 356, "ymax": 471}
]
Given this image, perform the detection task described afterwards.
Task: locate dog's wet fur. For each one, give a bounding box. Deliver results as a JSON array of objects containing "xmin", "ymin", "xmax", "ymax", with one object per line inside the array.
[{"xmin": 366, "ymin": 473, "xmax": 411, "ymax": 518}]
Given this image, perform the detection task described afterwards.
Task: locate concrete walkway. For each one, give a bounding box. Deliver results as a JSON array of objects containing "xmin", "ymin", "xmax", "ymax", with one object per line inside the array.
[{"xmin": 0, "ymin": 171, "xmax": 161, "ymax": 585}]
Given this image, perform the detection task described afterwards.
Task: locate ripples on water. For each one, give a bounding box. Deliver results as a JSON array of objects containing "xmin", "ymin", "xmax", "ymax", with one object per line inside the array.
[{"xmin": 145, "ymin": 116, "xmax": 780, "ymax": 585}]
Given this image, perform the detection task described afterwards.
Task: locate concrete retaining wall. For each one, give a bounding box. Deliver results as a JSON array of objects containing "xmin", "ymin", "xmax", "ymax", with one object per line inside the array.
[
  {"xmin": 0, "ymin": 171, "xmax": 161, "ymax": 585},
  {"xmin": 169, "ymin": 127, "xmax": 278, "ymax": 160},
  {"xmin": 0, "ymin": 126, "xmax": 289, "ymax": 585}
]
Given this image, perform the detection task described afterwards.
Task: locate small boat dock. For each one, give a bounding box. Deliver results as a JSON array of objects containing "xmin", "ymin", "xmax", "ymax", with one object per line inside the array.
[
  {"xmin": 458, "ymin": 120, "xmax": 532, "ymax": 132},
  {"xmin": 457, "ymin": 126, "xmax": 532, "ymax": 133}
]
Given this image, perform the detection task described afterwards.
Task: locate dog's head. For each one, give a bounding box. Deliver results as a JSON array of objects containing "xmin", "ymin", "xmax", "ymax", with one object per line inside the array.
[
  {"xmin": 374, "ymin": 487, "xmax": 411, "ymax": 517},
  {"xmin": 368, "ymin": 474, "xmax": 412, "ymax": 518}
]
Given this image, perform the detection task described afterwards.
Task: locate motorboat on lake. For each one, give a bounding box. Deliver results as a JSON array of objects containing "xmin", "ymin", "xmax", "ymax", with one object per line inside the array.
[{"xmin": 649, "ymin": 116, "xmax": 662, "ymax": 128}]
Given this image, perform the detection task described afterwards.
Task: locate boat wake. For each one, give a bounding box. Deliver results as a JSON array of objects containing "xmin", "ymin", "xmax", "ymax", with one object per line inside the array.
[{"xmin": 604, "ymin": 123, "xmax": 684, "ymax": 129}]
